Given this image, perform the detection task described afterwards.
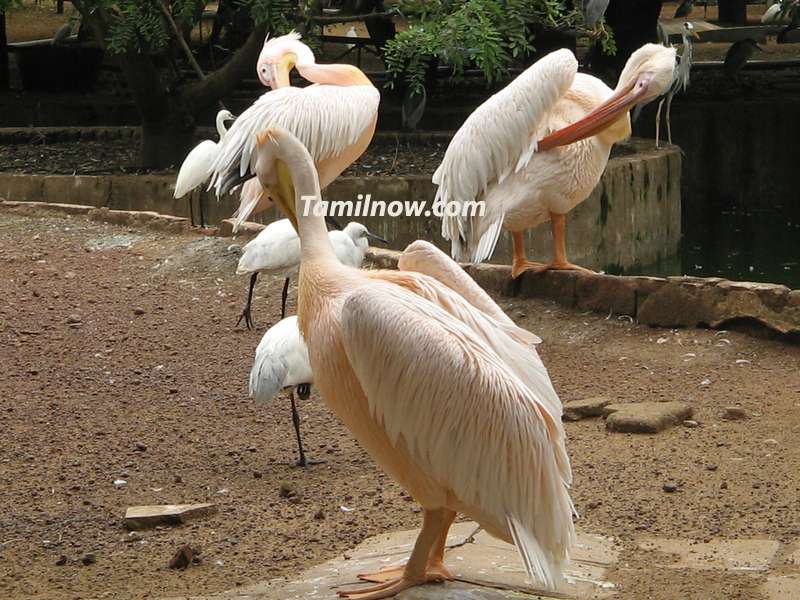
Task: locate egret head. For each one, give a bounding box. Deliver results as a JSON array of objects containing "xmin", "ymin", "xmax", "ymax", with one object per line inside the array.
[
  {"xmin": 256, "ymin": 31, "xmax": 314, "ymax": 89},
  {"xmin": 344, "ymin": 222, "xmax": 388, "ymax": 250}
]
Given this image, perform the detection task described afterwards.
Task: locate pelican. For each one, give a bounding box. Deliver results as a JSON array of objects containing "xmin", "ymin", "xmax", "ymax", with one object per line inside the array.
[
  {"xmin": 174, "ymin": 109, "xmax": 235, "ymax": 200},
  {"xmin": 252, "ymin": 126, "xmax": 574, "ymax": 598},
  {"xmin": 433, "ymin": 44, "xmax": 677, "ymax": 276},
  {"xmin": 207, "ymin": 32, "xmax": 380, "ymax": 231},
  {"xmin": 249, "ymin": 315, "xmax": 318, "ymax": 467},
  {"xmin": 235, "ymin": 219, "xmax": 386, "ymax": 329},
  {"xmin": 653, "ymin": 21, "xmax": 699, "ymax": 148}
]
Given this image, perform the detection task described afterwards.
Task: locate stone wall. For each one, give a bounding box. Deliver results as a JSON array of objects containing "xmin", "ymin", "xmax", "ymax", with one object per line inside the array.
[{"xmin": 0, "ymin": 138, "xmax": 681, "ymax": 272}]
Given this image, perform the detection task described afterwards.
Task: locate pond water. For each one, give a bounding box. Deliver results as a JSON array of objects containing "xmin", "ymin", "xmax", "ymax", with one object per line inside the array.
[{"xmin": 623, "ymin": 205, "xmax": 800, "ymax": 289}]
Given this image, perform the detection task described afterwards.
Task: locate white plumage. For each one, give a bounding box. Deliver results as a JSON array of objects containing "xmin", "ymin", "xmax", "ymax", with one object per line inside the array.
[
  {"xmin": 174, "ymin": 110, "xmax": 235, "ymax": 199},
  {"xmin": 249, "ymin": 315, "xmax": 311, "ymax": 402},
  {"xmin": 433, "ymin": 45, "xmax": 677, "ymax": 272},
  {"xmin": 208, "ymin": 84, "xmax": 379, "ymax": 198},
  {"xmin": 234, "ymin": 219, "xmax": 378, "ymax": 328}
]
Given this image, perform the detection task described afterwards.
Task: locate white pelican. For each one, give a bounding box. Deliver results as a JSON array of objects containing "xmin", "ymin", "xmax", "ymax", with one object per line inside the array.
[
  {"xmin": 207, "ymin": 32, "xmax": 380, "ymax": 230},
  {"xmin": 433, "ymin": 44, "xmax": 677, "ymax": 277},
  {"xmin": 252, "ymin": 126, "xmax": 574, "ymax": 598},
  {"xmin": 249, "ymin": 315, "xmax": 318, "ymax": 467},
  {"xmin": 235, "ymin": 219, "xmax": 386, "ymax": 329},
  {"xmin": 173, "ymin": 109, "xmax": 235, "ymax": 199}
]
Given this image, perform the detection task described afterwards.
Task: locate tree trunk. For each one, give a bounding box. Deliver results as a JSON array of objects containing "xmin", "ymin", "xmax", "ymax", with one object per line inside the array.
[
  {"xmin": 586, "ymin": 0, "xmax": 664, "ymax": 81},
  {"xmin": 718, "ymin": 0, "xmax": 748, "ymax": 25},
  {"xmin": 0, "ymin": 11, "xmax": 8, "ymax": 90}
]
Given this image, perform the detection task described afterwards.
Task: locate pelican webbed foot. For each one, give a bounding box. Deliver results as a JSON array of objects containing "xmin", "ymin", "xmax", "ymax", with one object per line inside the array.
[
  {"xmin": 358, "ymin": 560, "xmax": 452, "ymax": 583},
  {"xmin": 531, "ymin": 261, "xmax": 594, "ymax": 275},
  {"xmin": 511, "ymin": 259, "xmax": 547, "ymax": 279},
  {"xmin": 337, "ymin": 568, "xmax": 450, "ymax": 599}
]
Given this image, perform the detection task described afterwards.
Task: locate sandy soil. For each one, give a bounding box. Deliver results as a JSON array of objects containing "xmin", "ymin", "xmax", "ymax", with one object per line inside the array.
[{"xmin": 1, "ymin": 208, "xmax": 799, "ymax": 600}]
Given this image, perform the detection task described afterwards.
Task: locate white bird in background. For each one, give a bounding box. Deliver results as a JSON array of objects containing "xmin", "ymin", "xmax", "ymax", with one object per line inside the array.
[
  {"xmin": 249, "ymin": 315, "xmax": 318, "ymax": 467},
  {"xmin": 654, "ymin": 21, "xmax": 699, "ymax": 148},
  {"xmin": 433, "ymin": 44, "xmax": 677, "ymax": 277},
  {"xmin": 174, "ymin": 109, "xmax": 235, "ymax": 200},
  {"xmin": 252, "ymin": 126, "xmax": 574, "ymax": 598},
  {"xmin": 235, "ymin": 219, "xmax": 386, "ymax": 329},
  {"xmin": 207, "ymin": 32, "xmax": 380, "ymax": 230}
]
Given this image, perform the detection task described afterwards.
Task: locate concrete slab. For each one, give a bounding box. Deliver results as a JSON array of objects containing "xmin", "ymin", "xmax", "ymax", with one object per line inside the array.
[
  {"xmin": 123, "ymin": 503, "xmax": 217, "ymax": 530},
  {"xmin": 180, "ymin": 523, "xmax": 620, "ymax": 600},
  {"xmin": 638, "ymin": 538, "xmax": 780, "ymax": 572}
]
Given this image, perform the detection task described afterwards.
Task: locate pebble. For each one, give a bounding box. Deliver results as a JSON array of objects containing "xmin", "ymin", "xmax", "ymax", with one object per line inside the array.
[
  {"xmin": 253, "ymin": 471, "xmax": 263, "ymax": 479},
  {"xmin": 66, "ymin": 314, "xmax": 82, "ymax": 324},
  {"xmin": 133, "ymin": 308, "xmax": 145, "ymax": 315},
  {"xmin": 134, "ymin": 442, "xmax": 147, "ymax": 452},
  {"xmin": 662, "ymin": 482, "xmax": 678, "ymax": 493},
  {"xmin": 722, "ymin": 406, "xmax": 748, "ymax": 420},
  {"xmin": 706, "ymin": 464, "xmax": 718, "ymax": 471},
  {"xmin": 55, "ymin": 555, "xmax": 67, "ymax": 566},
  {"xmin": 173, "ymin": 474, "xmax": 183, "ymax": 484},
  {"xmin": 279, "ymin": 483, "xmax": 296, "ymax": 498},
  {"xmin": 81, "ymin": 553, "xmax": 96, "ymax": 566},
  {"xmin": 683, "ymin": 419, "xmax": 699, "ymax": 428},
  {"xmin": 314, "ymin": 509, "xmax": 325, "ymax": 520}
]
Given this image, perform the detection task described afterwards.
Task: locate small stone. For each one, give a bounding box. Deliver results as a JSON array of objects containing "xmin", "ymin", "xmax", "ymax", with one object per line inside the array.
[
  {"xmin": 173, "ymin": 474, "xmax": 183, "ymax": 484},
  {"xmin": 253, "ymin": 471, "xmax": 263, "ymax": 479},
  {"xmin": 124, "ymin": 504, "xmax": 217, "ymax": 530},
  {"xmin": 683, "ymin": 420, "xmax": 699, "ymax": 428},
  {"xmin": 706, "ymin": 464, "xmax": 718, "ymax": 471},
  {"xmin": 133, "ymin": 308, "xmax": 146, "ymax": 315},
  {"xmin": 662, "ymin": 482, "xmax": 678, "ymax": 493},
  {"xmin": 722, "ymin": 406, "xmax": 748, "ymax": 421},
  {"xmin": 55, "ymin": 555, "xmax": 67, "ymax": 566},
  {"xmin": 563, "ymin": 396, "xmax": 610, "ymax": 421},
  {"xmin": 169, "ymin": 388, "xmax": 179, "ymax": 395},
  {"xmin": 27, "ymin": 368, "xmax": 39, "ymax": 375},
  {"xmin": 279, "ymin": 483, "xmax": 296, "ymax": 498},
  {"xmin": 168, "ymin": 545, "xmax": 198, "ymax": 570},
  {"xmin": 81, "ymin": 553, "xmax": 96, "ymax": 566},
  {"xmin": 314, "ymin": 509, "xmax": 325, "ymax": 520},
  {"xmin": 66, "ymin": 314, "xmax": 82, "ymax": 324},
  {"xmin": 604, "ymin": 402, "xmax": 693, "ymax": 434},
  {"xmin": 720, "ymin": 481, "xmax": 728, "ymax": 489},
  {"xmin": 134, "ymin": 442, "xmax": 147, "ymax": 452}
]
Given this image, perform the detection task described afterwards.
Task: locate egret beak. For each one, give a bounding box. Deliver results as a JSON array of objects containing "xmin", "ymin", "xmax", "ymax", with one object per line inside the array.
[
  {"xmin": 537, "ymin": 77, "xmax": 649, "ymax": 151},
  {"xmin": 366, "ymin": 230, "xmax": 388, "ymax": 244}
]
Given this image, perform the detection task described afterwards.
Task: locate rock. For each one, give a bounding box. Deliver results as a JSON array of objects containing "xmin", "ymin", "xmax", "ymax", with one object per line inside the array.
[
  {"xmin": 168, "ymin": 544, "xmax": 199, "ymax": 570},
  {"xmin": 55, "ymin": 555, "xmax": 67, "ymax": 566},
  {"xmin": 173, "ymin": 474, "xmax": 183, "ymax": 484},
  {"xmin": 604, "ymin": 402, "xmax": 693, "ymax": 434},
  {"xmin": 66, "ymin": 314, "xmax": 82, "ymax": 324},
  {"xmin": 663, "ymin": 482, "xmax": 678, "ymax": 493},
  {"xmin": 706, "ymin": 464, "xmax": 718, "ymax": 471},
  {"xmin": 314, "ymin": 509, "xmax": 325, "ymax": 521},
  {"xmin": 134, "ymin": 442, "xmax": 147, "ymax": 452},
  {"xmin": 683, "ymin": 420, "xmax": 700, "ymax": 428},
  {"xmin": 279, "ymin": 483, "xmax": 296, "ymax": 498},
  {"xmin": 81, "ymin": 553, "xmax": 96, "ymax": 566},
  {"xmin": 253, "ymin": 471, "xmax": 263, "ymax": 479},
  {"xmin": 722, "ymin": 406, "xmax": 748, "ymax": 421},
  {"xmin": 123, "ymin": 503, "xmax": 217, "ymax": 530},
  {"xmin": 133, "ymin": 307, "xmax": 146, "ymax": 315},
  {"xmin": 563, "ymin": 396, "xmax": 610, "ymax": 421}
]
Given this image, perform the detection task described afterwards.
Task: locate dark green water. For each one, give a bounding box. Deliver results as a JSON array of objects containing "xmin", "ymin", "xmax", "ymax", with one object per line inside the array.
[{"xmin": 628, "ymin": 206, "xmax": 800, "ymax": 289}]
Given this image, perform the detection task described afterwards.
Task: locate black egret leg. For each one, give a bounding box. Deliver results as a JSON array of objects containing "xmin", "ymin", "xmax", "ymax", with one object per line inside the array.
[
  {"xmin": 236, "ymin": 272, "xmax": 258, "ymax": 330},
  {"xmin": 199, "ymin": 191, "xmax": 206, "ymax": 228},
  {"xmin": 290, "ymin": 387, "xmax": 307, "ymax": 467},
  {"xmin": 280, "ymin": 277, "xmax": 290, "ymax": 320}
]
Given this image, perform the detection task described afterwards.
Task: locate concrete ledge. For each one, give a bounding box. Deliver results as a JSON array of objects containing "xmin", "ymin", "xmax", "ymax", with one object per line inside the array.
[
  {"xmin": 0, "ymin": 138, "xmax": 681, "ymax": 271},
  {"xmin": 367, "ymin": 247, "xmax": 800, "ymax": 338}
]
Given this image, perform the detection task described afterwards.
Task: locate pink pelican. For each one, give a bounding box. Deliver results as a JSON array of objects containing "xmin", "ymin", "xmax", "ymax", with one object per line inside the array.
[
  {"xmin": 208, "ymin": 32, "xmax": 379, "ymax": 231},
  {"xmin": 251, "ymin": 126, "xmax": 574, "ymax": 599},
  {"xmin": 433, "ymin": 44, "xmax": 677, "ymax": 277}
]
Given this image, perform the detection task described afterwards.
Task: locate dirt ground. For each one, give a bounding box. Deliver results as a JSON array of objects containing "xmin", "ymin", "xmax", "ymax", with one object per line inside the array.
[{"xmin": 1, "ymin": 207, "xmax": 799, "ymax": 600}]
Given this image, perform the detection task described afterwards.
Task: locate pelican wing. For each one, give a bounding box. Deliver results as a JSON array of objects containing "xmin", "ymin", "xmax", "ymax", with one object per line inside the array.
[
  {"xmin": 340, "ymin": 283, "xmax": 574, "ymax": 588},
  {"xmin": 398, "ymin": 239, "xmax": 521, "ymax": 329},
  {"xmin": 209, "ymin": 84, "xmax": 380, "ymax": 196},
  {"xmin": 432, "ymin": 49, "xmax": 577, "ymax": 263}
]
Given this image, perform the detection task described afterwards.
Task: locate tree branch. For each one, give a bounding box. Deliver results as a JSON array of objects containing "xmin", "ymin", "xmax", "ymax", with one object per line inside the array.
[
  {"xmin": 310, "ymin": 10, "xmax": 396, "ymax": 24},
  {"xmin": 183, "ymin": 21, "xmax": 267, "ymax": 111}
]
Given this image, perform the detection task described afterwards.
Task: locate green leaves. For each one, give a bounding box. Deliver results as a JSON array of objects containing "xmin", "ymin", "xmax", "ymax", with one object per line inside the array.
[
  {"xmin": 384, "ymin": 0, "xmax": 578, "ymax": 93},
  {"xmin": 106, "ymin": 1, "xmax": 169, "ymax": 54},
  {"xmin": 236, "ymin": 0, "xmax": 293, "ymax": 30}
]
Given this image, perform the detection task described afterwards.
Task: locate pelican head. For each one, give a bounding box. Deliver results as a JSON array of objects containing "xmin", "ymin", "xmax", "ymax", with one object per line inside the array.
[
  {"xmin": 539, "ymin": 44, "xmax": 676, "ymax": 149},
  {"xmin": 256, "ymin": 31, "xmax": 314, "ymax": 89}
]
